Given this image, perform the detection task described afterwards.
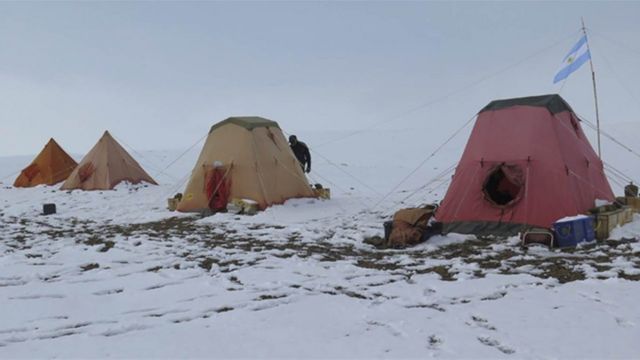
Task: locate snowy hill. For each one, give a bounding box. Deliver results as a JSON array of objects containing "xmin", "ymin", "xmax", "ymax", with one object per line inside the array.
[{"xmin": 1, "ymin": 127, "xmax": 640, "ymax": 358}]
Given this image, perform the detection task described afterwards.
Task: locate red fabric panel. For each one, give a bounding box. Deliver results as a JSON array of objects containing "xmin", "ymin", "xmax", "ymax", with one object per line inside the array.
[
  {"xmin": 437, "ymin": 105, "xmax": 614, "ymax": 230},
  {"xmin": 500, "ymin": 164, "xmax": 523, "ymax": 187},
  {"xmin": 206, "ymin": 168, "xmax": 231, "ymax": 211},
  {"xmin": 78, "ymin": 163, "xmax": 95, "ymax": 183},
  {"xmin": 496, "ymin": 165, "xmax": 523, "ymax": 199},
  {"xmin": 497, "ymin": 177, "xmax": 519, "ymax": 198},
  {"xmin": 22, "ymin": 164, "xmax": 40, "ymax": 181}
]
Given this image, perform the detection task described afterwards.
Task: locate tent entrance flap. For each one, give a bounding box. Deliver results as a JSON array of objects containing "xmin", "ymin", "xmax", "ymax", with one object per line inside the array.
[
  {"xmin": 482, "ymin": 164, "xmax": 524, "ymax": 207},
  {"xmin": 205, "ymin": 165, "xmax": 231, "ymax": 212},
  {"xmin": 78, "ymin": 163, "xmax": 95, "ymax": 183}
]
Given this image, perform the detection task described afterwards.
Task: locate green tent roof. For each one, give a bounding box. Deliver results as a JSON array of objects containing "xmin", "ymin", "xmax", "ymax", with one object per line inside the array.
[{"xmin": 209, "ymin": 116, "xmax": 280, "ymax": 133}]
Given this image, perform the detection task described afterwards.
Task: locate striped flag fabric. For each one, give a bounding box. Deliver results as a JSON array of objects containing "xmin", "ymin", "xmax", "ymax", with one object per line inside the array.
[{"xmin": 553, "ymin": 35, "xmax": 591, "ymax": 83}]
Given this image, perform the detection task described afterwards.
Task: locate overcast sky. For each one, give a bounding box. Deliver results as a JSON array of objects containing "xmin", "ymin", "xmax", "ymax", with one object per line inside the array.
[{"xmin": 2, "ymin": 1, "xmax": 640, "ymax": 156}]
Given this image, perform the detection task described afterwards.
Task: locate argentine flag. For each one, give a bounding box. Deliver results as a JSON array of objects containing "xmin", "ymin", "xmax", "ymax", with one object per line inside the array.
[{"xmin": 553, "ymin": 35, "xmax": 591, "ymax": 83}]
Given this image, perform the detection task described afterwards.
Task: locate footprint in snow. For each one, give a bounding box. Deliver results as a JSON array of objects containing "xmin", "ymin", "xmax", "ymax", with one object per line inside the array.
[
  {"xmin": 0, "ymin": 326, "xmax": 35, "ymax": 335},
  {"xmin": 366, "ymin": 321, "xmax": 406, "ymax": 338},
  {"xmin": 0, "ymin": 279, "xmax": 28, "ymax": 287},
  {"xmin": 143, "ymin": 308, "xmax": 189, "ymax": 318},
  {"xmin": 92, "ymin": 288, "xmax": 124, "ymax": 296},
  {"xmin": 480, "ymin": 291, "xmax": 507, "ymax": 301},
  {"xmin": 428, "ymin": 334, "xmax": 443, "ymax": 350},
  {"xmin": 144, "ymin": 280, "xmax": 182, "ymax": 291},
  {"xmin": 99, "ymin": 324, "xmax": 150, "ymax": 337},
  {"xmin": 9, "ymin": 294, "xmax": 65, "ymax": 300},
  {"xmin": 477, "ymin": 336, "xmax": 516, "ymax": 355},
  {"xmin": 615, "ymin": 317, "xmax": 635, "ymax": 328},
  {"xmin": 35, "ymin": 330, "xmax": 79, "ymax": 340},
  {"xmin": 467, "ymin": 316, "xmax": 497, "ymax": 331}
]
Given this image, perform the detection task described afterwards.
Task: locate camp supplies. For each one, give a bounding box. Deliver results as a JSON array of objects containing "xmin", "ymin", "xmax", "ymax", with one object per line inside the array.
[
  {"xmin": 227, "ymin": 198, "xmax": 259, "ymax": 215},
  {"xmin": 313, "ymin": 184, "xmax": 331, "ymax": 199},
  {"xmin": 621, "ymin": 197, "xmax": 640, "ymax": 212},
  {"xmin": 42, "ymin": 203, "xmax": 56, "ymax": 216},
  {"xmin": 167, "ymin": 194, "xmax": 182, "ymax": 211},
  {"xmin": 552, "ymin": 215, "xmax": 595, "ymax": 247},
  {"xmin": 591, "ymin": 206, "xmax": 634, "ymax": 240},
  {"xmin": 624, "ymin": 182, "xmax": 638, "ymax": 197},
  {"xmin": 521, "ymin": 229, "xmax": 554, "ymax": 247},
  {"xmin": 387, "ymin": 207, "xmax": 435, "ymax": 248},
  {"xmin": 167, "ymin": 198, "xmax": 179, "ymax": 211}
]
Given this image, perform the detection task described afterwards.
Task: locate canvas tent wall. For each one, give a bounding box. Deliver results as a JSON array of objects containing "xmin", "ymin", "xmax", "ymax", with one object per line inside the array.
[
  {"xmin": 13, "ymin": 138, "xmax": 78, "ymax": 187},
  {"xmin": 436, "ymin": 94, "xmax": 614, "ymax": 236},
  {"xmin": 60, "ymin": 131, "xmax": 157, "ymax": 190},
  {"xmin": 177, "ymin": 116, "xmax": 315, "ymax": 212}
]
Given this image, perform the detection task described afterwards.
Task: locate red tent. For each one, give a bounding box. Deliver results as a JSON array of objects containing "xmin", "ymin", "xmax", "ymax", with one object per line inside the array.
[{"xmin": 437, "ymin": 94, "xmax": 614, "ymax": 236}]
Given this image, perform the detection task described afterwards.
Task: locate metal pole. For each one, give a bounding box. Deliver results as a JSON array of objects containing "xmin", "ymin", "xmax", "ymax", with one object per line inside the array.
[{"xmin": 582, "ymin": 17, "xmax": 601, "ymax": 158}]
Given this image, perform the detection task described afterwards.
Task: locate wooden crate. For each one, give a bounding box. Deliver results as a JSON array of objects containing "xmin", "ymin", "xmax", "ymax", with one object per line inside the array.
[
  {"xmin": 594, "ymin": 207, "xmax": 633, "ymax": 240},
  {"xmin": 625, "ymin": 197, "xmax": 640, "ymax": 212},
  {"xmin": 622, "ymin": 206, "xmax": 634, "ymax": 224}
]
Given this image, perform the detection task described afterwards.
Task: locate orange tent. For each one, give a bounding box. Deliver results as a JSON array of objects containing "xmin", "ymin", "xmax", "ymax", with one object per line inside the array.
[
  {"xmin": 14, "ymin": 138, "xmax": 78, "ymax": 187},
  {"xmin": 61, "ymin": 131, "xmax": 157, "ymax": 190}
]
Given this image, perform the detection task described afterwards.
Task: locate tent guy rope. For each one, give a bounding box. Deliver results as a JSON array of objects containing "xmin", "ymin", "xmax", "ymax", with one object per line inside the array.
[
  {"xmin": 316, "ymin": 30, "xmax": 581, "ymax": 148},
  {"xmin": 372, "ymin": 113, "xmax": 476, "ymax": 211}
]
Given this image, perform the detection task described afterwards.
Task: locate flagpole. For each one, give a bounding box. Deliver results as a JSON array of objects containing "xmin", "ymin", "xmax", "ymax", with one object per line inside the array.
[{"xmin": 581, "ymin": 17, "xmax": 601, "ymax": 158}]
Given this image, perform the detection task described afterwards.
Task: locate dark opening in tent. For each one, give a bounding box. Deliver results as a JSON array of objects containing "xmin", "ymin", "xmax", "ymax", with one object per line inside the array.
[{"xmin": 482, "ymin": 164, "xmax": 523, "ymax": 207}]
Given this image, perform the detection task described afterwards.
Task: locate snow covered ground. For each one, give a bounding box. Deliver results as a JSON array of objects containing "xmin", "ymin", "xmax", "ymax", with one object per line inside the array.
[{"xmin": 1, "ymin": 129, "xmax": 639, "ymax": 358}]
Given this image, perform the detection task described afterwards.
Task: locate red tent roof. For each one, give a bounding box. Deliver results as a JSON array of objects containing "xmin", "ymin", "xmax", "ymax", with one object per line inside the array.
[{"xmin": 437, "ymin": 94, "xmax": 614, "ymax": 236}]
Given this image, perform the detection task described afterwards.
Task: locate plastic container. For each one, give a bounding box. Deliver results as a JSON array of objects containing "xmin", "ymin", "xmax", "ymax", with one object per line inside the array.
[
  {"xmin": 553, "ymin": 215, "xmax": 595, "ymax": 247},
  {"xmin": 43, "ymin": 203, "xmax": 56, "ymax": 215}
]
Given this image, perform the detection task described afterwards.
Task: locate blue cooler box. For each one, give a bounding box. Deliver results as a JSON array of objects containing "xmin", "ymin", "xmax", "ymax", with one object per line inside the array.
[{"xmin": 553, "ymin": 216, "xmax": 596, "ymax": 247}]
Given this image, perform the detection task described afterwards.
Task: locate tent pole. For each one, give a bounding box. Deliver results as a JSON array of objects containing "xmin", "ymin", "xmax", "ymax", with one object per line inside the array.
[{"xmin": 581, "ymin": 17, "xmax": 601, "ymax": 159}]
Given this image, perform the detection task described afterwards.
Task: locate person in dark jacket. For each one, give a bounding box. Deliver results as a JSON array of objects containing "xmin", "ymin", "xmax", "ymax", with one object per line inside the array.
[{"xmin": 289, "ymin": 135, "xmax": 311, "ymax": 173}]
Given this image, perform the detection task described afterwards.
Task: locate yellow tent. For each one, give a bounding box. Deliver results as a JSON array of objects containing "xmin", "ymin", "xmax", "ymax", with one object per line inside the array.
[
  {"xmin": 61, "ymin": 131, "xmax": 157, "ymax": 190},
  {"xmin": 178, "ymin": 117, "xmax": 315, "ymax": 212}
]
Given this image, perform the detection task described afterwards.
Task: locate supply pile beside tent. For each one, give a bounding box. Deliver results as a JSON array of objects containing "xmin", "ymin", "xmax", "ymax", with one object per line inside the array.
[
  {"xmin": 178, "ymin": 116, "xmax": 315, "ymax": 213},
  {"xmin": 13, "ymin": 138, "xmax": 78, "ymax": 187},
  {"xmin": 437, "ymin": 94, "xmax": 615, "ymax": 236},
  {"xmin": 61, "ymin": 131, "xmax": 157, "ymax": 190}
]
